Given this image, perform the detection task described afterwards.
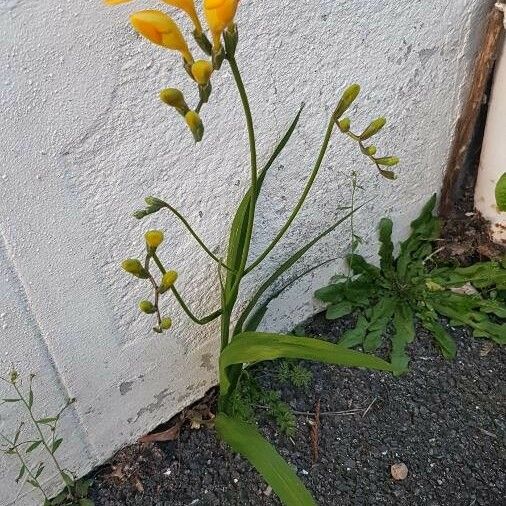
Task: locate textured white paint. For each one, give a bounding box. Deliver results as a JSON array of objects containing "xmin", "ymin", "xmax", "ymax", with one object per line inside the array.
[{"xmin": 0, "ymin": 0, "xmax": 492, "ymax": 503}]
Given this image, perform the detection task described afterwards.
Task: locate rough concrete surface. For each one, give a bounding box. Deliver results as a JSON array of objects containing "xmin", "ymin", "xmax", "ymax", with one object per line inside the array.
[{"xmin": 0, "ymin": 0, "xmax": 494, "ymax": 504}]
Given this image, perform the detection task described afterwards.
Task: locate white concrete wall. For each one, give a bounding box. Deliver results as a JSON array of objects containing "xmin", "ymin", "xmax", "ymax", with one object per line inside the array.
[{"xmin": 0, "ymin": 0, "xmax": 492, "ymax": 503}]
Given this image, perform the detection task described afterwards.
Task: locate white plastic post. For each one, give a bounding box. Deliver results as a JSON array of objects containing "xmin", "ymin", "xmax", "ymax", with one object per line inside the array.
[{"xmin": 475, "ymin": 8, "xmax": 506, "ymax": 244}]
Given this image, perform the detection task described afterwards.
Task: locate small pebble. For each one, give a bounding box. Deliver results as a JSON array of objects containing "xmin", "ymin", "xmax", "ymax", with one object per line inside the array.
[{"xmin": 391, "ymin": 463, "xmax": 409, "ymax": 480}]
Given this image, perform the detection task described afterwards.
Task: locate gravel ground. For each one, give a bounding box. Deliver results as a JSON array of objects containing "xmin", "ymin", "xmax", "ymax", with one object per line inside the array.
[{"xmin": 89, "ymin": 313, "xmax": 505, "ymax": 505}]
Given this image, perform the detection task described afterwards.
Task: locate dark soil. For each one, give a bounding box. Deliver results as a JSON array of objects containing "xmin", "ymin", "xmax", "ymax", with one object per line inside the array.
[
  {"xmin": 89, "ymin": 314, "xmax": 505, "ymax": 506},
  {"xmin": 437, "ymin": 181, "xmax": 505, "ymax": 265}
]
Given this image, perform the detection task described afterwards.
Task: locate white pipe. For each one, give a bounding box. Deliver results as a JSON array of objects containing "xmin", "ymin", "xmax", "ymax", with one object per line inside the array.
[{"xmin": 475, "ymin": 7, "xmax": 506, "ymax": 245}]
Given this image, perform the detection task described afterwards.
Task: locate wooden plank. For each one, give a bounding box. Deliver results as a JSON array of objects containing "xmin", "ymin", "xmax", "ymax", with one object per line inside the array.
[{"xmin": 440, "ymin": 6, "xmax": 504, "ymax": 217}]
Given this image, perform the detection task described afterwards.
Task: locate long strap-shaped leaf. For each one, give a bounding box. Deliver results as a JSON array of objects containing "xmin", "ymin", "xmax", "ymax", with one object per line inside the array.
[
  {"xmin": 234, "ymin": 208, "xmax": 359, "ymax": 335},
  {"xmin": 244, "ymin": 258, "xmax": 338, "ymax": 331},
  {"xmin": 224, "ymin": 105, "xmax": 305, "ymax": 300},
  {"xmin": 220, "ymin": 331, "xmax": 396, "ymax": 398},
  {"xmin": 215, "ymin": 413, "xmax": 317, "ymax": 506}
]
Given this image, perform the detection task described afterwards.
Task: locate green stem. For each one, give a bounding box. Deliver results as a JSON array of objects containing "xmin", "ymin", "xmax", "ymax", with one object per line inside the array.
[
  {"xmin": 13, "ymin": 383, "xmax": 73, "ymax": 498},
  {"xmin": 219, "ymin": 55, "xmax": 258, "ymax": 348},
  {"xmin": 245, "ymin": 118, "xmax": 335, "ymax": 275},
  {"xmin": 151, "ymin": 253, "xmax": 222, "ymax": 325},
  {"xmin": 161, "ymin": 203, "xmax": 234, "ymax": 272},
  {"xmin": 0, "ymin": 433, "xmax": 49, "ymax": 500},
  {"xmin": 171, "ymin": 286, "xmax": 222, "ymax": 325},
  {"xmin": 348, "ymin": 171, "xmax": 357, "ymax": 280},
  {"xmin": 227, "ymin": 55, "xmax": 258, "ymax": 288}
]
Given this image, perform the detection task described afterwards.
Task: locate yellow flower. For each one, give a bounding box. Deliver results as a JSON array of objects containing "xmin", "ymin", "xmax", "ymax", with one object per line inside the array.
[
  {"xmin": 185, "ymin": 110, "xmax": 204, "ymax": 142},
  {"xmin": 104, "ymin": 0, "xmax": 133, "ymax": 5},
  {"xmin": 204, "ymin": 0, "xmax": 239, "ymax": 50},
  {"xmin": 145, "ymin": 230, "xmax": 164, "ymax": 249},
  {"xmin": 191, "ymin": 60, "xmax": 213, "ymax": 85},
  {"xmin": 130, "ymin": 10, "xmax": 193, "ymax": 63},
  {"xmin": 162, "ymin": 0, "xmax": 203, "ymax": 34}
]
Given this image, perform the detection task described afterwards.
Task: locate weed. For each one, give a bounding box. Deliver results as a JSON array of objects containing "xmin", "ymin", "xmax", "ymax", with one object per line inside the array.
[{"xmin": 315, "ymin": 196, "xmax": 506, "ymax": 372}]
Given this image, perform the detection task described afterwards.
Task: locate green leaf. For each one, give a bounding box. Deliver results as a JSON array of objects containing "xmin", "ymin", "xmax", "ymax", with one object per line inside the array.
[
  {"xmin": 51, "ymin": 490, "xmax": 67, "ymax": 505},
  {"xmin": 375, "ymin": 156, "xmax": 399, "ymax": 166},
  {"xmin": 215, "ymin": 413, "xmax": 317, "ymax": 506},
  {"xmin": 235, "ymin": 209, "xmax": 357, "ymax": 334},
  {"xmin": 391, "ymin": 302, "xmax": 414, "ymax": 374},
  {"xmin": 363, "ymin": 297, "xmax": 396, "ymax": 352},
  {"xmin": 28, "ymin": 389, "xmax": 33, "ymax": 409},
  {"xmin": 419, "ymin": 312, "xmax": 456, "ymax": 359},
  {"xmin": 220, "ymin": 331, "xmax": 397, "ymax": 399},
  {"xmin": 36, "ymin": 417, "xmax": 58, "ymax": 425},
  {"xmin": 26, "ymin": 440, "xmax": 42, "ymax": 453},
  {"xmin": 495, "ymin": 172, "xmax": 506, "ymax": 211},
  {"xmin": 35, "ymin": 464, "xmax": 45, "ymax": 479},
  {"xmin": 224, "ymin": 105, "xmax": 304, "ymax": 300},
  {"xmin": 76, "ymin": 478, "xmax": 92, "ymax": 498},
  {"xmin": 397, "ymin": 195, "xmax": 438, "ymax": 280},
  {"xmin": 325, "ymin": 301, "xmax": 352, "ymax": 320},
  {"xmin": 245, "ymin": 258, "xmax": 336, "ymax": 332},
  {"xmin": 378, "ymin": 218, "xmax": 394, "ymax": 276},
  {"xmin": 61, "ymin": 471, "xmax": 75, "ymax": 487},
  {"xmin": 51, "ymin": 438, "xmax": 63, "ymax": 454},
  {"xmin": 431, "ymin": 261, "xmax": 506, "ymax": 290},
  {"xmin": 339, "ymin": 314, "xmax": 369, "ymax": 347},
  {"xmin": 347, "ymin": 254, "xmax": 381, "ymax": 278},
  {"xmin": 16, "ymin": 465, "xmax": 26, "ymax": 483},
  {"xmin": 79, "ymin": 499, "xmax": 95, "ymax": 506},
  {"xmin": 314, "ymin": 284, "xmax": 344, "ymax": 303}
]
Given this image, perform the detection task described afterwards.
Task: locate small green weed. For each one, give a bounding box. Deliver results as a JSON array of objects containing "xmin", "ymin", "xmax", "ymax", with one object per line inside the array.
[
  {"xmin": 315, "ymin": 195, "xmax": 506, "ymax": 372},
  {"xmin": 230, "ymin": 370, "xmax": 297, "ymax": 437},
  {"xmin": 0, "ymin": 370, "xmax": 93, "ymax": 506},
  {"xmin": 277, "ymin": 361, "xmax": 313, "ymax": 390}
]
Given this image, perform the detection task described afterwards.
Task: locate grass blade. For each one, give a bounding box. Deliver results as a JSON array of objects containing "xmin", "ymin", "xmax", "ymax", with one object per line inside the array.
[{"xmin": 215, "ymin": 413, "xmax": 316, "ymax": 506}]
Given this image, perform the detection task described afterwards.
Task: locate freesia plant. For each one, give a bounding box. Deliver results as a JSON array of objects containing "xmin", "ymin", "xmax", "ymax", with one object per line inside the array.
[{"xmin": 107, "ymin": 1, "xmax": 400, "ymax": 503}]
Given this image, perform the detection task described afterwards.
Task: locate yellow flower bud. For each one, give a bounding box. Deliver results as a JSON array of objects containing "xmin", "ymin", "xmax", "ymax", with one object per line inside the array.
[
  {"xmin": 204, "ymin": 0, "xmax": 239, "ymax": 50},
  {"xmin": 185, "ymin": 110, "xmax": 204, "ymax": 142},
  {"xmin": 145, "ymin": 230, "xmax": 164, "ymax": 250},
  {"xmin": 160, "ymin": 317, "xmax": 173, "ymax": 330},
  {"xmin": 160, "ymin": 88, "xmax": 189, "ymax": 113},
  {"xmin": 162, "ymin": 0, "xmax": 203, "ymax": 34},
  {"xmin": 159, "ymin": 270, "xmax": 178, "ymax": 293},
  {"xmin": 191, "ymin": 60, "xmax": 213, "ymax": 85},
  {"xmin": 130, "ymin": 10, "xmax": 193, "ymax": 64},
  {"xmin": 122, "ymin": 259, "xmax": 150, "ymax": 279},
  {"xmin": 139, "ymin": 300, "xmax": 156, "ymax": 314}
]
